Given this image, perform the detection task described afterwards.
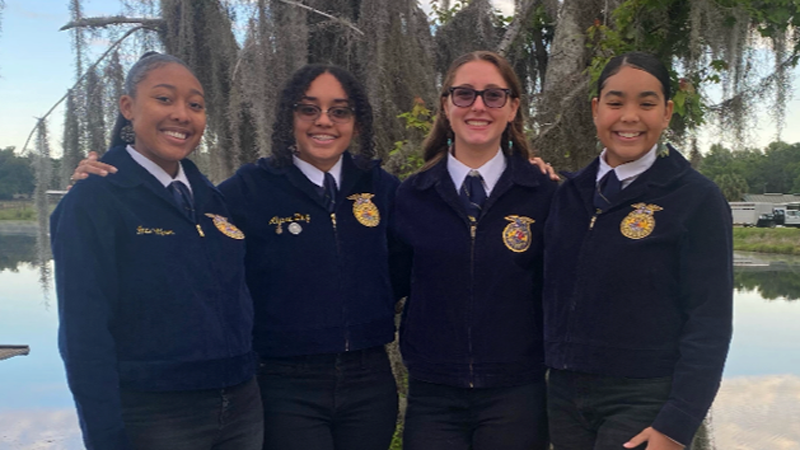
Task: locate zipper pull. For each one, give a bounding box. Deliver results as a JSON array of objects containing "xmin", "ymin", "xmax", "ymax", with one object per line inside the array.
[
  {"xmin": 331, "ymin": 213, "xmax": 337, "ymax": 230},
  {"xmin": 196, "ymin": 224, "xmax": 205, "ymax": 237}
]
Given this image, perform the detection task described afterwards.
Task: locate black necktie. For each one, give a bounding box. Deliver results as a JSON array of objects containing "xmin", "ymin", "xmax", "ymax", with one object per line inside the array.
[
  {"xmin": 460, "ymin": 170, "xmax": 487, "ymax": 221},
  {"xmin": 322, "ymin": 172, "xmax": 337, "ymax": 213},
  {"xmin": 593, "ymin": 170, "xmax": 621, "ymax": 211},
  {"xmin": 168, "ymin": 181, "xmax": 195, "ymax": 222}
]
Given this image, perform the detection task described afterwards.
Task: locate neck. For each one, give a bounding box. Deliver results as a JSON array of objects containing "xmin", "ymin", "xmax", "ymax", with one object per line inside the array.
[{"xmin": 452, "ymin": 139, "xmax": 498, "ymax": 169}]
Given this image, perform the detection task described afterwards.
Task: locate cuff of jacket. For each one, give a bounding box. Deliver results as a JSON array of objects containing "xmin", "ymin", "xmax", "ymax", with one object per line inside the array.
[{"xmin": 651, "ymin": 402, "xmax": 701, "ymax": 447}]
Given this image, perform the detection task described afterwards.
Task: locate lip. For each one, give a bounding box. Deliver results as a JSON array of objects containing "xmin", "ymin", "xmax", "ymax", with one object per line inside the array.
[
  {"xmin": 161, "ymin": 128, "xmax": 192, "ymax": 144},
  {"xmin": 308, "ymin": 133, "xmax": 339, "ymax": 145},
  {"xmin": 613, "ymin": 131, "xmax": 645, "ymax": 141},
  {"xmin": 464, "ymin": 118, "xmax": 492, "ymax": 129}
]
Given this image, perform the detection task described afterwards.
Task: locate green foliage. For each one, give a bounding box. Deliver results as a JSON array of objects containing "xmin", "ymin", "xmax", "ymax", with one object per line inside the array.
[
  {"xmin": 0, "ymin": 147, "xmax": 35, "ymax": 200},
  {"xmin": 0, "ymin": 203, "xmax": 36, "ymax": 221},
  {"xmin": 429, "ymin": 0, "xmax": 470, "ymax": 26},
  {"xmin": 389, "ymin": 99, "xmax": 435, "ymax": 179},
  {"xmin": 714, "ymin": 173, "xmax": 749, "ymax": 201},
  {"xmin": 733, "ymin": 227, "xmax": 800, "ymax": 255},
  {"xmin": 699, "ymin": 141, "xmax": 800, "ymax": 195}
]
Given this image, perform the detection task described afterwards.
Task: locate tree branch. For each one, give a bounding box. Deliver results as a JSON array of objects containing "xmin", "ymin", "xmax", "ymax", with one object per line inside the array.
[
  {"xmin": 60, "ymin": 16, "xmax": 165, "ymax": 31},
  {"xmin": 277, "ymin": 0, "xmax": 364, "ymax": 36},
  {"xmin": 497, "ymin": 0, "xmax": 538, "ymax": 56},
  {"xmin": 21, "ymin": 26, "xmax": 149, "ymax": 155}
]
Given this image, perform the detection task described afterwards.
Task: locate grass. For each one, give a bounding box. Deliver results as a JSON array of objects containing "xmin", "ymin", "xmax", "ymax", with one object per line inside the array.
[
  {"xmin": 732, "ymin": 227, "xmax": 800, "ymax": 254},
  {"xmin": 0, "ymin": 202, "xmax": 37, "ymax": 221}
]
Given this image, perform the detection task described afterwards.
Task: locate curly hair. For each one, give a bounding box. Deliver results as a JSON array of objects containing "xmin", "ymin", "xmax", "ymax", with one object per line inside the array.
[
  {"xmin": 270, "ymin": 64, "xmax": 375, "ymax": 169},
  {"xmin": 110, "ymin": 52, "xmax": 198, "ymax": 149},
  {"xmin": 421, "ymin": 51, "xmax": 530, "ymax": 171}
]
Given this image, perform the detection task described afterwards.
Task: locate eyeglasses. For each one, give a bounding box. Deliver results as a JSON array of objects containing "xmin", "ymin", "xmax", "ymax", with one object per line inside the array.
[
  {"xmin": 447, "ymin": 87, "xmax": 512, "ymax": 108},
  {"xmin": 293, "ymin": 103, "xmax": 355, "ymax": 124}
]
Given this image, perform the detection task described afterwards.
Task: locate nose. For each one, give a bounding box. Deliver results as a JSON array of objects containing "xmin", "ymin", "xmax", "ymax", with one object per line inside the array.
[
  {"xmin": 314, "ymin": 109, "xmax": 334, "ymax": 126},
  {"xmin": 471, "ymin": 94, "xmax": 487, "ymax": 111},
  {"xmin": 620, "ymin": 104, "xmax": 640, "ymax": 122},
  {"xmin": 170, "ymin": 102, "xmax": 190, "ymax": 123}
]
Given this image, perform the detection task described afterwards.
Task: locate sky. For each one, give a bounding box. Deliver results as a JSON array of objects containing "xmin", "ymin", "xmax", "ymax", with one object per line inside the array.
[{"xmin": 1, "ymin": 0, "xmax": 799, "ymax": 158}]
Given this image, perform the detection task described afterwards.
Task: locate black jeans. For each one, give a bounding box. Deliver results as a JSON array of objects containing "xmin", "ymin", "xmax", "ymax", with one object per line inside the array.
[
  {"xmin": 120, "ymin": 376, "xmax": 263, "ymax": 450},
  {"xmin": 403, "ymin": 377, "xmax": 549, "ymax": 450},
  {"xmin": 547, "ymin": 369, "xmax": 679, "ymax": 450},
  {"xmin": 257, "ymin": 346, "xmax": 398, "ymax": 450}
]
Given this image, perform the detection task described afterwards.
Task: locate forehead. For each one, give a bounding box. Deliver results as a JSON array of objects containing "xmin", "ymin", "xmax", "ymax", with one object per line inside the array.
[
  {"xmin": 138, "ymin": 63, "xmax": 203, "ymax": 93},
  {"xmin": 601, "ymin": 66, "xmax": 663, "ymax": 97},
  {"xmin": 452, "ymin": 60, "xmax": 506, "ymax": 87},
  {"xmin": 303, "ymin": 72, "xmax": 348, "ymax": 100}
]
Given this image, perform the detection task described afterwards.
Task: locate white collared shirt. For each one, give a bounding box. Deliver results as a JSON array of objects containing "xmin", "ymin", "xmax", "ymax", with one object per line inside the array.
[
  {"xmin": 126, "ymin": 145, "xmax": 192, "ymax": 194},
  {"xmin": 596, "ymin": 144, "xmax": 658, "ymax": 189},
  {"xmin": 292, "ymin": 155, "xmax": 343, "ymax": 189},
  {"xmin": 447, "ymin": 148, "xmax": 507, "ymax": 197}
]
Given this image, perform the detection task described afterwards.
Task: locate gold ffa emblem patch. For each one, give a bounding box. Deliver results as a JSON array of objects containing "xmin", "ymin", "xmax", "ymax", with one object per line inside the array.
[
  {"xmin": 204, "ymin": 213, "xmax": 245, "ymax": 240},
  {"xmin": 502, "ymin": 215, "xmax": 535, "ymax": 253},
  {"xmin": 347, "ymin": 193, "xmax": 380, "ymax": 227},
  {"xmin": 620, "ymin": 203, "xmax": 663, "ymax": 240}
]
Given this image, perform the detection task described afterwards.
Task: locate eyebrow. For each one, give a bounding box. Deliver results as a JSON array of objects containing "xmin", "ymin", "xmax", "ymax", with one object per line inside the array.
[
  {"xmin": 302, "ymin": 96, "xmax": 349, "ymax": 103},
  {"xmin": 604, "ymin": 90, "xmax": 660, "ymax": 99},
  {"xmin": 454, "ymin": 83, "xmax": 504, "ymax": 89},
  {"xmin": 152, "ymin": 84, "xmax": 205, "ymax": 98}
]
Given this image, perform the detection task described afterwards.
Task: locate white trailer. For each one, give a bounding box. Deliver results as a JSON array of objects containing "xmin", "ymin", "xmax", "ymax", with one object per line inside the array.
[{"xmin": 730, "ymin": 202, "xmax": 780, "ymax": 227}]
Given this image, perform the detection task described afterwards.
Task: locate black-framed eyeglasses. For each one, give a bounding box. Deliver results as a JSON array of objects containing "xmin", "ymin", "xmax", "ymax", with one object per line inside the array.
[
  {"xmin": 293, "ymin": 103, "xmax": 355, "ymax": 124},
  {"xmin": 447, "ymin": 87, "xmax": 512, "ymax": 108}
]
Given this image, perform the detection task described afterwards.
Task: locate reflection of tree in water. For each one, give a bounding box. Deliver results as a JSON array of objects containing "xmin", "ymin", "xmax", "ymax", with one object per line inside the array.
[
  {"xmin": 735, "ymin": 268, "xmax": 800, "ymax": 301},
  {"xmin": 0, "ymin": 234, "xmax": 37, "ymax": 273}
]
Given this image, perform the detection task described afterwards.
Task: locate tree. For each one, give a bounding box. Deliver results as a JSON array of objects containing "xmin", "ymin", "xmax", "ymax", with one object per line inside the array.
[
  {"xmin": 0, "ymin": 147, "xmax": 35, "ymax": 200},
  {"xmin": 714, "ymin": 172, "xmax": 749, "ymax": 201}
]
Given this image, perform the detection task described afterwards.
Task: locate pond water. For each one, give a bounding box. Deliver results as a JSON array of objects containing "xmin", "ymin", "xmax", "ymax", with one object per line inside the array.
[{"xmin": 0, "ymin": 231, "xmax": 799, "ymax": 449}]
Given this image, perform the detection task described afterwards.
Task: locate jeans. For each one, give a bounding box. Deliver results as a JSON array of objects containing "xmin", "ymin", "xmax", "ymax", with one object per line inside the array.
[
  {"xmin": 547, "ymin": 369, "xmax": 679, "ymax": 450},
  {"xmin": 403, "ymin": 377, "xmax": 549, "ymax": 450},
  {"xmin": 120, "ymin": 376, "xmax": 263, "ymax": 450},
  {"xmin": 257, "ymin": 345, "xmax": 398, "ymax": 450}
]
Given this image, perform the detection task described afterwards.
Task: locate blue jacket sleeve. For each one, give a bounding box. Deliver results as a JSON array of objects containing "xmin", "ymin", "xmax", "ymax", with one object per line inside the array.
[
  {"xmin": 651, "ymin": 185, "xmax": 733, "ymax": 445},
  {"xmin": 51, "ymin": 185, "xmax": 132, "ymax": 450},
  {"xmin": 388, "ymin": 181, "xmax": 412, "ymax": 301}
]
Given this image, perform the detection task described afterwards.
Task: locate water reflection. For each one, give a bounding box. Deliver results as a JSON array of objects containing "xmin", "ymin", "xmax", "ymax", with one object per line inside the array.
[
  {"xmin": 734, "ymin": 253, "xmax": 800, "ymax": 301},
  {"xmin": 0, "ymin": 233, "xmax": 37, "ymax": 273}
]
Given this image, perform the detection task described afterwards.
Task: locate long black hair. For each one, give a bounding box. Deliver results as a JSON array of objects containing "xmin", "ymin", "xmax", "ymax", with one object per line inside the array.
[
  {"xmin": 596, "ymin": 52, "xmax": 672, "ymax": 101},
  {"xmin": 109, "ymin": 52, "xmax": 198, "ymax": 148},
  {"xmin": 270, "ymin": 64, "xmax": 375, "ymax": 169}
]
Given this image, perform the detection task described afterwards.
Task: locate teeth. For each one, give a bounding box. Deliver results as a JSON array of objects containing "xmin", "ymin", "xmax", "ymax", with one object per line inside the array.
[
  {"xmin": 466, "ymin": 120, "xmax": 490, "ymax": 126},
  {"xmin": 311, "ymin": 135, "xmax": 335, "ymax": 141},
  {"xmin": 164, "ymin": 130, "xmax": 187, "ymax": 140},
  {"xmin": 617, "ymin": 132, "xmax": 641, "ymax": 138}
]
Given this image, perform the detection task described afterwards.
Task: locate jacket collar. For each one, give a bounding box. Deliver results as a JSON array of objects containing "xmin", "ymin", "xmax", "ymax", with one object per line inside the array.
[
  {"xmin": 563, "ymin": 144, "xmax": 692, "ymax": 215},
  {"xmin": 257, "ymin": 151, "xmax": 375, "ymax": 210},
  {"xmin": 101, "ymin": 146, "xmax": 217, "ymax": 218},
  {"xmin": 412, "ymin": 151, "xmax": 542, "ymax": 222}
]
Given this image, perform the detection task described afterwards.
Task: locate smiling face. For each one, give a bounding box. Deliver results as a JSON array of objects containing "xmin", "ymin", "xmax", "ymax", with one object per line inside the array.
[
  {"xmin": 293, "ymin": 72, "xmax": 356, "ymax": 172},
  {"xmin": 444, "ymin": 60, "xmax": 519, "ymax": 157},
  {"xmin": 119, "ymin": 63, "xmax": 206, "ymax": 177},
  {"xmin": 592, "ymin": 65, "xmax": 673, "ymax": 167}
]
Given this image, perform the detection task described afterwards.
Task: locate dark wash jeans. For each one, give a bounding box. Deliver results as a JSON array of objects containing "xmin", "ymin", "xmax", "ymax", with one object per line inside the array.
[
  {"xmin": 547, "ymin": 369, "xmax": 683, "ymax": 450},
  {"xmin": 403, "ymin": 377, "xmax": 549, "ymax": 450},
  {"xmin": 257, "ymin": 345, "xmax": 398, "ymax": 450},
  {"xmin": 120, "ymin": 376, "xmax": 263, "ymax": 450}
]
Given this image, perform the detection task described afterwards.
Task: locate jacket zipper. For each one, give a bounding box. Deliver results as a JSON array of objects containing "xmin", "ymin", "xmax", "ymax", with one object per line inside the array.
[
  {"xmin": 468, "ymin": 217, "xmax": 477, "ymax": 388},
  {"xmin": 331, "ymin": 212, "xmax": 350, "ymax": 352}
]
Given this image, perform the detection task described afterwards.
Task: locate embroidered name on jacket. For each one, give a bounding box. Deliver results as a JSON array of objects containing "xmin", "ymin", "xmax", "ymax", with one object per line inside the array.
[
  {"xmin": 502, "ymin": 215, "xmax": 535, "ymax": 252},
  {"xmin": 347, "ymin": 193, "xmax": 380, "ymax": 227},
  {"xmin": 620, "ymin": 203, "xmax": 663, "ymax": 240},
  {"xmin": 269, "ymin": 213, "xmax": 311, "ymax": 235},
  {"xmin": 136, "ymin": 226, "xmax": 175, "ymax": 236},
  {"xmin": 204, "ymin": 213, "xmax": 245, "ymax": 240}
]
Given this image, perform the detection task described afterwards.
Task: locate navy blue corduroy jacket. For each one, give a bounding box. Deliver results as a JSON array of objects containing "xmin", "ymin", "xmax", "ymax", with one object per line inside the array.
[
  {"xmin": 218, "ymin": 152, "xmax": 400, "ymax": 357},
  {"xmin": 543, "ymin": 147, "xmax": 733, "ymax": 445},
  {"xmin": 51, "ymin": 146, "xmax": 256, "ymax": 450},
  {"xmin": 391, "ymin": 153, "xmax": 558, "ymax": 388}
]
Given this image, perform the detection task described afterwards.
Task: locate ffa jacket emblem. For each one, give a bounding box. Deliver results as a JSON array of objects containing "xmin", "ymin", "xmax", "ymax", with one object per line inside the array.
[
  {"xmin": 204, "ymin": 213, "xmax": 245, "ymax": 240},
  {"xmin": 502, "ymin": 215, "xmax": 535, "ymax": 253},
  {"xmin": 347, "ymin": 193, "xmax": 380, "ymax": 227},
  {"xmin": 620, "ymin": 203, "xmax": 663, "ymax": 240}
]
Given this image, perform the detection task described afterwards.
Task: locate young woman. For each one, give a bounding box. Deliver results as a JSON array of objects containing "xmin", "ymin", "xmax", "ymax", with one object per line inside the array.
[
  {"xmin": 390, "ymin": 51, "xmax": 557, "ymax": 450},
  {"xmin": 543, "ymin": 52, "xmax": 733, "ymax": 450},
  {"xmin": 217, "ymin": 64, "xmax": 399, "ymax": 450},
  {"xmin": 52, "ymin": 53, "xmax": 262, "ymax": 450},
  {"xmin": 71, "ymin": 63, "xmax": 400, "ymax": 450}
]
